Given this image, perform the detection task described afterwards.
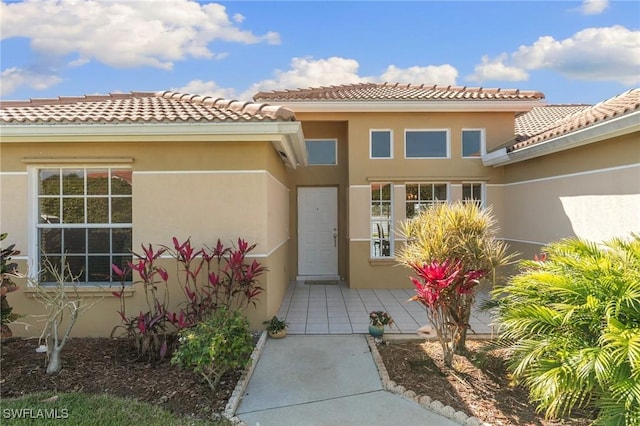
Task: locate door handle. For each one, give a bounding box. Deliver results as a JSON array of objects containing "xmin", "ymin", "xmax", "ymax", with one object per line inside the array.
[{"xmin": 333, "ymin": 228, "xmax": 337, "ymax": 247}]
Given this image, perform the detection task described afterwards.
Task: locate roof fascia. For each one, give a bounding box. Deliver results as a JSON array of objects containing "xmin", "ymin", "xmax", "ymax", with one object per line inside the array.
[
  {"xmin": 0, "ymin": 121, "xmax": 306, "ymax": 168},
  {"xmin": 482, "ymin": 110, "xmax": 640, "ymax": 167},
  {"xmin": 259, "ymin": 100, "xmax": 545, "ymax": 113}
]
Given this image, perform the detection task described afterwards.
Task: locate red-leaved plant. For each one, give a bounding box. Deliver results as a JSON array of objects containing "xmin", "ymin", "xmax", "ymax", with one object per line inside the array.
[
  {"xmin": 408, "ymin": 259, "xmax": 487, "ymax": 366},
  {"xmin": 111, "ymin": 237, "xmax": 266, "ymax": 361}
]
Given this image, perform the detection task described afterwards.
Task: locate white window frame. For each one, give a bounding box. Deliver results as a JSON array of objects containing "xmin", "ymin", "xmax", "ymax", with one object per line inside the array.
[
  {"xmin": 29, "ymin": 165, "xmax": 133, "ymax": 285},
  {"xmin": 370, "ymin": 129, "xmax": 393, "ymax": 159},
  {"xmin": 462, "ymin": 182, "xmax": 485, "ymax": 207},
  {"xmin": 305, "ymin": 138, "xmax": 338, "ymax": 166},
  {"xmin": 405, "ymin": 182, "xmax": 449, "ymax": 219},
  {"xmin": 404, "ymin": 129, "xmax": 450, "ymax": 159},
  {"xmin": 370, "ymin": 182, "xmax": 393, "ymax": 258},
  {"xmin": 461, "ymin": 129, "xmax": 486, "ymax": 158}
]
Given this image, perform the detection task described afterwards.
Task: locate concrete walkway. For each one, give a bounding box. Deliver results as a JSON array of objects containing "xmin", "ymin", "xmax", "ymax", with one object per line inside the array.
[{"xmin": 236, "ymin": 335, "xmax": 459, "ymax": 426}]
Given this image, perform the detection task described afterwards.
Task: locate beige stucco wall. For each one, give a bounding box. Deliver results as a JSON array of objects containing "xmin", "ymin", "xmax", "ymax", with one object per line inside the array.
[{"xmin": 1, "ymin": 138, "xmax": 292, "ymax": 337}]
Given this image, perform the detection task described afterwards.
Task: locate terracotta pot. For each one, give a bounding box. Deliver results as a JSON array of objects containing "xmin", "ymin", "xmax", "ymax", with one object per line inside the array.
[
  {"xmin": 368, "ymin": 324, "xmax": 384, "ymax": 338},
  {"xmin": 268, "ymin": 329, "xmax": 287, "ymax": 339}
]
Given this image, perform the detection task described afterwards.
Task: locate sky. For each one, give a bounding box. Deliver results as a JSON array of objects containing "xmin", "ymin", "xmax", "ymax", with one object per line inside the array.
[{"xmin": 1, "ymin": 0, "xmax": 639, "ymax": 105}]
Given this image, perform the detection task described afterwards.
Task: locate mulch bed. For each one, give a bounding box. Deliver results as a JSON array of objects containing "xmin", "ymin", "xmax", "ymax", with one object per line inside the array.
[
  {"xmin": 0, "ymin": 337, "xmax": 243, "ymax": 420},
  {"xmin": 376, "ymin": 339, "xmax": 595, "ymax": 426}
]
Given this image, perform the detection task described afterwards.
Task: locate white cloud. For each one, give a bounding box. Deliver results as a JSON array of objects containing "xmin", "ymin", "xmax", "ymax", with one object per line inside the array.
[
  {"xmin": 0, "ymin": 67, "xmax": 62, "ymax": 97},
  {"xmin": 171, "ymin": 79, "xmax": 237, "ymax": 99},
  {"xmin": 1, "ymin": 0, "xmax": 280, "ymax": 70},
  {"xmin": 468, "ymin": 26, "xmax": 640, "ymax": 85},
  {"xmin": 176, "ymin": 57, "xmax": 460, "ymax": 101},
  {"xmin": 467, "ymin": 54, "xmax": 529, "ymax": 82},
  {"xmin": 580, "ymin": 0, "xmax": 609, "ymax": 15},
  {"xmin": 379, "ymin": 65, "xmax": 458, "ymax": 85}
]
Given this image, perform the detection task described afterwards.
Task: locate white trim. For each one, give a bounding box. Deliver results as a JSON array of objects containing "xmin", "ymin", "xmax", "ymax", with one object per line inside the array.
[
  {"xmin": 370, "ymin": 129, "xmax": 393, "ymax": 159},
  {"xmin": 502, "ymin": 163, "xmax": 640, "ymax": 186},
  {"xmin": 404, "ymin": 129, "xmax": 450, "ymax": 159},
  {"xmin": 501, "ymin": 238, "xmax": 547, "ymax": 246},
  {"xmin": 259, "ymin": 100, "xmax": 544, "ymax": 113}
]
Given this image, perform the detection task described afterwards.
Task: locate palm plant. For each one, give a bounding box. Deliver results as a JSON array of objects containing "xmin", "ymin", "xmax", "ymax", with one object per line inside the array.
[
  {"xmin": 493, "ymin": 234, "xmax": 640, "ymax": 425},
  {"xmin": 397, "ymin": 201, "xmax": 515, "ymax": 355}
]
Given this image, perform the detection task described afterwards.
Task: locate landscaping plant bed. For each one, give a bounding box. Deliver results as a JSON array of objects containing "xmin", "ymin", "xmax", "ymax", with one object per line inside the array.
[
  {"xmin": 0, "ymin": 337, "xmax": 246, "ymax": 421},
  {"xmin": 376, "ymin": 338, "xmax": 594, "ymax": 426}
]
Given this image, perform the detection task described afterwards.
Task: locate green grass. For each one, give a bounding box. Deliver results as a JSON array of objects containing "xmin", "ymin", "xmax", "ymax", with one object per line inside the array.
[{"xmin": 0, "ymin": 392, "xmax": 233, "ymax": 426}]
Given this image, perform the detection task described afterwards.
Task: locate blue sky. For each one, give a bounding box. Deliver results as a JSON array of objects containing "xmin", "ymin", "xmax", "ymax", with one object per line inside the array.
[{"xmin": 1, "ymin": 0, "xmax": 639, "ymax": 104}]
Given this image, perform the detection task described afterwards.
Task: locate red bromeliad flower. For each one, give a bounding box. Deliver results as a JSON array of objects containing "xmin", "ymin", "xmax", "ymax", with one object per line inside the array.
[{"xmin": 408, "ymin": 260, "xmax": 463, "ymax": 307}]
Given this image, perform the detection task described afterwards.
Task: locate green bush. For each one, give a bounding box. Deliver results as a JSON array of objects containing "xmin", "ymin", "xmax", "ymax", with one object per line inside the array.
[
  {"xmin": 493, "ymin": 235, "xmax": 640, "ymax": 425},
  {"xmin": 171, "ymin": 308, "xmax": 253, "ymax": 391}
]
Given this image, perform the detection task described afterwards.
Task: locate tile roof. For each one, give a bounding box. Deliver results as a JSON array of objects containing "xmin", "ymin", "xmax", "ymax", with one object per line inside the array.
[
  {"xmin": 0, "ymin": 91, "xmax": 296, "ymax": 124},
  {"xmin": 511, "ymin": 88, "xmax": 640, "ymax": 152},
  {"xmin": 254, "ymin": 82, "xmax": 545, "ymax": 102}
]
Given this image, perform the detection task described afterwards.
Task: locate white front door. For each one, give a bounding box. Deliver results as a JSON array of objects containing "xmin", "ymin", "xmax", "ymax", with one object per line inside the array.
[{"xmin": 298, "ymin": 187, "xmax": 338, "ymax": 278}]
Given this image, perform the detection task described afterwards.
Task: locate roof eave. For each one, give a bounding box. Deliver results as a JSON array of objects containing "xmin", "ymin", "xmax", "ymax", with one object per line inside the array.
[
  {"xmin": 0, "ymin": 121, "xmax": 307, "ymax": 169},
  {"xmin": 483, "ymin": 110, "xmax": 640, "ymax": 167},
  {"xmin": 253, "ymin": 100, "xmax": 545, "ymax": 113}
]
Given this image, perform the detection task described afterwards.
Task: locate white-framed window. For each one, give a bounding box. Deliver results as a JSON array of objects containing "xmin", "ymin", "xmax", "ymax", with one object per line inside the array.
[
  {"xmin": 34, "ymin": 167, "xmax": 133, "ymax": 284},
  {"xmin": 370, "ymin": 183, "xmax": 392, "ymax": 258},
  {"xmin": 462, "ymin": 129, "xmax": 485, "ymax": 158},
  {"xmin": 405, "ymin": 129, "xmax": 449, "ymax": 158},
  {"xmin": 462, "ymin": 182, "xmax": 484, "ymax": 206},
  {"xmin": 305, "ymin": 139, "xmax": 337, "ymax": 165},
  {"xmin": 370, "ymin": 130, "xmax": 392, "ymax": 159},
  {"xmin": 405, "ymin": 183, "xmax": 448, "ymax": 219}
]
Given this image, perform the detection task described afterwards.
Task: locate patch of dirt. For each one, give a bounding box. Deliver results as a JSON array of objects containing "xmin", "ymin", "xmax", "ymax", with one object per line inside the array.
[
  {"xmin": 0, "ymin": 336, "xmax": 248, "ymax": 420},
  {"xmin": 376, "ymin": 339, "xmax": 594, "ymax": 426}
]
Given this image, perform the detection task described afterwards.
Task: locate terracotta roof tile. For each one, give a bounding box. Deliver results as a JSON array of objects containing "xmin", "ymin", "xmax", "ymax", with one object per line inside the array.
[
  {"xmin": 511, "ymin": 88, "xmax": 640, "ymax": 151},
  {"xmin": 254, "ymin": 82, "xmax": 545, "ymax": 102},
  {"xmin": 0, "ymin": 91, "xmax": 296, "ymax": 124}
]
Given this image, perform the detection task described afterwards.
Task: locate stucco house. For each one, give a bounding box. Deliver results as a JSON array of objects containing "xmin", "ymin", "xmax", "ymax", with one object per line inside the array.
[{"xmin": 1, "ymin": 84, "xmax": 638, "ymax": 336}]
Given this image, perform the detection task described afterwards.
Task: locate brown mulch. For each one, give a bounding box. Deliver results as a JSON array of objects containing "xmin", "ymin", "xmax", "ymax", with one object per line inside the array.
[
  {"xmin": 376, "ymin": 339, "xmax": 595, "ymax": 426},
  {"xmin": 0, "ymin": 336, "xmax": 246, "ymax": 420}
]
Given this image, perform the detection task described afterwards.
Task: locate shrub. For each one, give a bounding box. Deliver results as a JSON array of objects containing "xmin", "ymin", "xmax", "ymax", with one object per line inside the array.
[
  {"xmin": 171, "ymin": 307, "xmax": 254, "ymax": 391},
  {"xmin": 1, "ymin": 233, "xmax": 21, "ymax": 338},
  {"xmin": 397, "ymin": 202, "xmax": 515, "ymax": 356},
  {"xmin": 493, "ymin": 235, "xmax": 640, "ymax": 425}
]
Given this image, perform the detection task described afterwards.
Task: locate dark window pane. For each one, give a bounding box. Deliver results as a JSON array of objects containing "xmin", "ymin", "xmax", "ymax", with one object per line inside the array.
[
  {"xmin": 88, "ymin": 256, "xmax": 111, "ymax": 282},
  {"xmin": 39, "ymin": 170, "xmax": 60, "ymax": 195},
  {"xmin": 371, "ymin": 131, "xmax": 391, "ymax": 158},
  {"xmin": 112, "ymin": 256, "xmax": 133, "ymax": 281},
  {"xmin": 63, "ymin": 197, "xmax": 85, "ymax": 223},
  {"xmin": 111, "ymin": 170, "xmax": 132, "ymax": 195},
  {"xmin": 381, "ymin": 184, "xmax": 391, "ymax": 201},
  {"xmin": 87, "ymin": 169, "xmax": 109, "ymax": 195},
  {"xmin": 406, "ymin": 184, "xmax": 418, "ymax": 200},
  {"xmin": 88, "ymin": 229, "xmax": 110, "ymax": 253},
  {"xmin": 64, "ymin": 228, "xmax": 86, "ymax": 254},
  {"xmin": 463, "ymin": 185, "xmax": 472, "ymax": 200},
  {"xmin": 63, "ymin": 170, "xmax": 84, "ymax": 195},
  {"xmin": 112, "ymin": 229, "xmax": 132, "ymax": 254},
  {"xmin": 463, "ymin": 131, "xmax": 482, "ymax": 157},
  {"xmin": 40, "ymin": 228, "xmax": 62, "ymax": 254},
  {"xmin": 406, "ymin": 131, "xmax": 447, "ymax": 157},
  {"xmin": 65, "ymin": 256, "xmax": 86, "ymax": 282},
  {"xmin": 306, "ymin": 140, "xmax": 336, "ymax": 165},
  {"xmin": 371, "ymin": 184, "xmax": 381, "ymax": 201},
  {"xmin": 40, "ymin": 256, "xmax": 62, "ymax": 283},
  {"xmin": 87, "ymin": 198, "xmax": 109, "ymax": 223},
  {"xmin": 434, "ymin": 184, "xmax": 447, "ymax": 200},
  {"xmin": 111, "ymin": 198, "xmax": 132, "ymax": 223},
  {"xmin": 39, "ymin": 198, "xmax": 60, "ymax": 223},
  {"xmin": 406, "ymin": 202, "xmax": 415, "ymax": 218},
  {"xmin": 420, "ymin": 185, "xmax": 433, "ymax": 201}
]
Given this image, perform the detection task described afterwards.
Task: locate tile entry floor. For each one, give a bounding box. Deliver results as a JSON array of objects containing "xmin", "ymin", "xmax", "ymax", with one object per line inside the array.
[{"xmin": 277, "ymin": 281, "xmax": 495, "ymax": 336}]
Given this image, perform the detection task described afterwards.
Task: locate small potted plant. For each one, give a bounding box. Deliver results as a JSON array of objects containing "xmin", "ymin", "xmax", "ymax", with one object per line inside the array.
[
  {"xmin": 263, "ymin": 316, "xmax": 289, "ymax": 339},
  {"xmin": 368, "ymin": 311, "xmax": 394, "ymax": 338}
]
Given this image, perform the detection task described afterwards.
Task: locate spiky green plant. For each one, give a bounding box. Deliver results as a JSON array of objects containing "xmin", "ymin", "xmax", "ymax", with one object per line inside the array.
[
  {"xmin": 397, "ymin": 201, "xmax": 515, "ymax": 353},
  {"xmin": 493, "ymin": 234, "xmax": 640, "ymax": 425}
]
